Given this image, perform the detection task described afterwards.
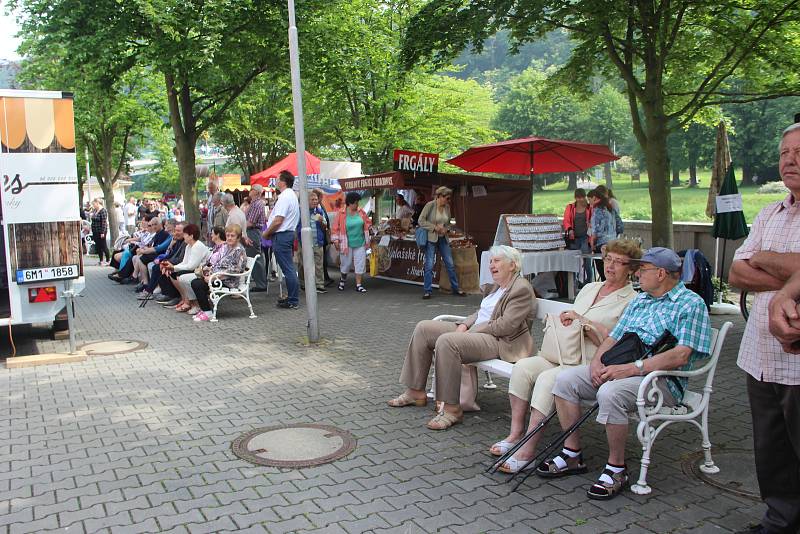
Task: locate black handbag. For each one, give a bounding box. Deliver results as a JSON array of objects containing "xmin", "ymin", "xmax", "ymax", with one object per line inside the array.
[
  {"xmin": 563, "ymin": 228, "xmax": 574, "ymax": 248},
  {"xmin": 601, "ymin": 330, "xmax": 678, "ymax": 366},
  {"xmin": 601, "ymin": 332, "xmax": 648, "ymax": 366}
]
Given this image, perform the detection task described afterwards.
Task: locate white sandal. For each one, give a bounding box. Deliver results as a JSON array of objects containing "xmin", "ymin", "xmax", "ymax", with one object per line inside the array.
[
  {"xmin": 490, "ymin": 439, "xmax": 517, "ymax": 457},
  {"xmin": 498, "ymin": 456, "xmax": 537, "ymax": 474}
]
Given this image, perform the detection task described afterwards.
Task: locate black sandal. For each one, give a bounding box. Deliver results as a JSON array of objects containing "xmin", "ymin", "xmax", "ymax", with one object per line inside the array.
[
  {"xmin": 586, "ymin": 468, "xmax": 629, "ymax": 500},
  {"xmin": 356, "ymin": 284, "xmax": 367, "ymax": 293},
  {"xmin": 535, "ymin": 452, "xmax": 588, "ymax": 479}
]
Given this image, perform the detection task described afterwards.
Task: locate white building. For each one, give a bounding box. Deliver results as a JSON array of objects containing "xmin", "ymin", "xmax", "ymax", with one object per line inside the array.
[{"xmin": 81, "ymin": 176, "xmax": 134, "ymax": 206}]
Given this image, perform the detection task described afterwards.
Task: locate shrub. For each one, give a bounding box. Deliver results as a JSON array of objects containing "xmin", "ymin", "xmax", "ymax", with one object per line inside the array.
[
  {"xmin": 757, "ymin": 181, "xmax": 788, "ymax": 194},
  {"xmin": 616, "ymin": 156, "xmax": 639, "ymax": 174}
]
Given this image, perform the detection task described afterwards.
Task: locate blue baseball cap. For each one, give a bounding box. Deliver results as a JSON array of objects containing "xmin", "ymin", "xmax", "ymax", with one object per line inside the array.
[{"xmin": 640, "ymin": 247, "xmax": 682, "ymax": 272}]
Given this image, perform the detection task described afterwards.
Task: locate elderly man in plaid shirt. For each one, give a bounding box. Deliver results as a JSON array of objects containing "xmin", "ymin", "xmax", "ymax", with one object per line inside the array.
[
  {"xmin": 539, "ymin": 247, "xmax": 712, "ymax": 500},
  {"xmin": 730, "ymin": 122, "xmax": 800, "ymax": 534},
  {"xmin": 244, "ymin": 184, "xmax": 268, "ymax": 292}
]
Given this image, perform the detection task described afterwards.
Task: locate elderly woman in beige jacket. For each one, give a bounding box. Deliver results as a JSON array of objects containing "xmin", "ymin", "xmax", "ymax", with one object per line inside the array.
[
  {"xmin": 389, "ymin": 245, "xmax": 536, "ymax": 430},
  {"xmin": 492, "ymin": 239, "xmax": 641, "ymax": 473}
]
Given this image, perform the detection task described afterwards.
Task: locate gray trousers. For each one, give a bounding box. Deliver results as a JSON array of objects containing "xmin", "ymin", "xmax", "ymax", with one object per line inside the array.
[
  {"xmin": 399, "ymin": 320, "xmax": 501, "ymax": 405},
  {"xmin": 245, "ymin": 227, "xmax": 267, "ymax": 290},
  {"xmin": 553, "ymin": 365, "xmax": 675, "ymax": 425}
]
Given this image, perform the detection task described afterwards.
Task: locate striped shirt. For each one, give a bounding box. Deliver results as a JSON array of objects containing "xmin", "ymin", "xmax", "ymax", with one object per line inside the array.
[
  {"xmin": 610, "ymin": 281, "xmax": 712, "ymax": 401},
  {"xmin": 734, "ymin": 194, "xmax": 800, "ymax": 385}
]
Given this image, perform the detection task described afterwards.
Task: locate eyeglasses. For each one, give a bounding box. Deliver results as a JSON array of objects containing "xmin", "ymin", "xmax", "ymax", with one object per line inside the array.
[{"xmin": 602, "ymin": 256, "xmax": 630, "ymax": 266}]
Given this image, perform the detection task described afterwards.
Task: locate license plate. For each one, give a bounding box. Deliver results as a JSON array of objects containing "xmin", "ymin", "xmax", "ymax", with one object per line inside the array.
[{"xmin": 16, "ymin": 265, "xmax": 79, "ymax": 284}]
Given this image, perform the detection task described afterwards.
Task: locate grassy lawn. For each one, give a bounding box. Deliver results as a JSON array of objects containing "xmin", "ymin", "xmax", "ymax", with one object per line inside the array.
[{"xmin": 531, "ymin": 169, "xmax": 786, "ymax": 223}]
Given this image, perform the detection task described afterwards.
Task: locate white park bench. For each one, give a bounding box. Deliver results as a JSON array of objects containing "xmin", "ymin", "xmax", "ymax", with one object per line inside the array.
[
  {"xmin": 429, "ymin": 298, "xmax": 733, "ymax": 495},
  {"xmin": 208, "ymin": 254, "xmax": 259, "ymax": 322}
]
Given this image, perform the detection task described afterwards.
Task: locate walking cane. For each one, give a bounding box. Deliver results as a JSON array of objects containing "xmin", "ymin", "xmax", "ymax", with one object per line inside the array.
[
  {"xmin": 511, "ymin": 402, "xmax": 599, "ymax": 492},
  {"xmin": 508, "ymin": 329, "xmax": 677, "ymax": 491},
  {"xmin": 487, "ymin": 411, "xmax": 557, "ymax": 474}
]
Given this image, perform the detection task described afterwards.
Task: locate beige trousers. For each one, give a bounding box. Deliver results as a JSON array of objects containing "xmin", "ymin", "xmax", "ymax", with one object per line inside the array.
[
  {"xmin": 295, "ymin": 245, "xmax": 324, "ymax": 289},
  {"xmin": 508, "ymin": 356, "xmax": 571, "ymax": 416},
  {"xmin": 399, "ymin": 320, "xmax": 501, "ymax": 405}
]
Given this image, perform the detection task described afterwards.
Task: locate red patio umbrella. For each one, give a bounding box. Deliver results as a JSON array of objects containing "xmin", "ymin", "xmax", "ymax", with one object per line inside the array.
[
  {"xmin": 250, "ymin": 151, "xmax": 321, "ymax": 186},
  {"xmin": 446, "ymin": 136, "xmax": 619, "ymax": 176}
]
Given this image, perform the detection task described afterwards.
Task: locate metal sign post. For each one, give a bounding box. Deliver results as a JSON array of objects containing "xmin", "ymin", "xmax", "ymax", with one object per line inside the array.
[
  {"xmin": 63, "ymin": 280, "xmax": 76, "ymax": 354},
  {"xmin": 287, "ymin": 0, "xmax": 320, "ymax": 343}
]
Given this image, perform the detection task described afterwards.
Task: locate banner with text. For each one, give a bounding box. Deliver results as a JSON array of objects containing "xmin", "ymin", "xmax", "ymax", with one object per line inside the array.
[
  {"xmin": 374, "ymin": 238, "xmax": 440, "ymax": 286},
  {"xmin": 339, "ymin": 173, "xmax": 405, "ymax": 191}
]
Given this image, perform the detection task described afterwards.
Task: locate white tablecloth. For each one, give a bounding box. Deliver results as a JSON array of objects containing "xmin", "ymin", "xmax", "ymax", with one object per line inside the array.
[{"xmin": 479, "ymin": 249, "xmax": 581, "ymax": 286}]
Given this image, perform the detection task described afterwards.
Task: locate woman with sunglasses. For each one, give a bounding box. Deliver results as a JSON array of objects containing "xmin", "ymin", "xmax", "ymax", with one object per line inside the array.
[
  {"xmin": 417, "ymin": 186, "xmax": 466, "ymax": 299},
  {"xmin": 491, "ymin": 239, "xmax": 641, "ymax": 473}
]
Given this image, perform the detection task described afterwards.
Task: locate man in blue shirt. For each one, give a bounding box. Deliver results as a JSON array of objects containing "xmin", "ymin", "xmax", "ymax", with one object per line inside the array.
[{"xmin": 540, "ymin": 247, "xmax": 712, "ymax": 500}]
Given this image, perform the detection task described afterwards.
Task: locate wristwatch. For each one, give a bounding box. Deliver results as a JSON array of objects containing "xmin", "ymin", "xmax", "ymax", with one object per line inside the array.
[{"xmin": 634, "ymin": 359, "xmax": 645, "ymax": 375}]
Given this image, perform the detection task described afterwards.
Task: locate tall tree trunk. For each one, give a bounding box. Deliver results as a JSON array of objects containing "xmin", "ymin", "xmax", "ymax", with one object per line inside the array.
[
  {"xmin": 671, "ymin": 165, "xmax": 681, "ymax": 186},
  {"xmin": 77, "ymin": 178, "xmax": 85, "ymax": 213},
  {"xmin": 603, "ymin": 161, "xmax": 613, "ymax": 189},
  {"xmin": 166, "ymin": 74, "xmax": 200, "ymax": 226},
  {"xmin": 644, "ymin": 108, "xmax": 673, "ymax": 248},
  {"xmin": 741, "ymin": 160, "xmax": 755, "ymax": 186},
  {"xmin": 689, "ymin": 159, "xmax": 698, "ymax": 187},
  {"xmin": 175, "ymin": 134, "xmax": 199, "ymax": 225},
  {"xmin": 100, "ymin": 183, "xmax": 118, "ymax": 245},
  {"xmin": 567, "ymin": 173, "xmax": 578, "ymax": 190}
]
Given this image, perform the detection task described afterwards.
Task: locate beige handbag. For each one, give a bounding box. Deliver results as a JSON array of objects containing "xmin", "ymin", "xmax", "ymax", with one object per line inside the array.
[
  {"xmin": 459, "ymin": 364, "xmax": 481, "ymax": 412},
  {"xmin": 434, "ymin": 364, "xmax": 481, "ymax": 413},
  {"xmin": 539, "ymin": 313, "xmax": 586, "ymax": 366}
]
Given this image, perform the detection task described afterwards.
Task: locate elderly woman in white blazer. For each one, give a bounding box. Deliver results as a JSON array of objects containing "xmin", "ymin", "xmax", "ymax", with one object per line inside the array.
[{"xmin": 493, "ymin": 239, "xmax": 641, "ymax": 473}]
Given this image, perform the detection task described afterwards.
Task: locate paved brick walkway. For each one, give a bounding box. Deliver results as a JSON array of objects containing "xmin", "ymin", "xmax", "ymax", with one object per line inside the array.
[{"xmin": 1, "ymin": 262, "xmax": 764, "ymax": 533}]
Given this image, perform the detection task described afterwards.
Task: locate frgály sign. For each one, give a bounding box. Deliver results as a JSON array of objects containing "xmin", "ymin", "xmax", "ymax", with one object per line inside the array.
[{"xmin": 393, "ymin": 150, "xmax": 439, "ymax": 174}]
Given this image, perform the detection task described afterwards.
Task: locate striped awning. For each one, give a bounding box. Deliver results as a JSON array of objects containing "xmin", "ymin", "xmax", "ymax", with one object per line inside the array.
[
  {"xmin": 0, "ymin": 96, "xmax": 76, "ymax": 153},
  {"xmin": 220, "ymin": 174, "xmax": 250, "ymax": 192}
]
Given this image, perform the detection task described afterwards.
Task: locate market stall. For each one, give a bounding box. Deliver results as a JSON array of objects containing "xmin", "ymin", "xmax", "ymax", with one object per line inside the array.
[
  {"xmin": 485, "ymin": 213, "xmax": 581, "ymax": 299},
  {"xmin": 338, "ymin": 171, "xmax": 531, "ymax": 292}
]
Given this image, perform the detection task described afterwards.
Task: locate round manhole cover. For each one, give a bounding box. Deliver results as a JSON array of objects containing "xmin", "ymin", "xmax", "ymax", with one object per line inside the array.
[
  {"xmin": 231, "ymin": 424, "xmax": 357, "ymax": 468},
  {"xmin": 77, "ymin": 340, "xmax": 148, "ymax": 355},
  {"xmin": 682, "ymin": 449, "xmax": 760, "ymax": 500}
]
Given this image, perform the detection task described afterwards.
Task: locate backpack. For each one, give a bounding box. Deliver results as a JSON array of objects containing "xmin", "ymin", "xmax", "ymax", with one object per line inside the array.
[{"xmin": 614, "ymin": 209, "xmax": 624, "ymax": 235}]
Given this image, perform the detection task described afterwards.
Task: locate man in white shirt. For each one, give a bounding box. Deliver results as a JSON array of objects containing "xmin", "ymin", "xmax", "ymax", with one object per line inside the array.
[
  {"xmin": 124, "ymin": 197, "xmax": 137, "ymax": 235},
  {"xmin": 223, "ymin": 194, "xmax": 247, "ymax": 236},
  {"xmin": 263, "ymin": 170, "xmax": 300, "ymax": 309},
  {"xmin": 114, "ymin": 202, "xmax": 125, "ymax": 237}
]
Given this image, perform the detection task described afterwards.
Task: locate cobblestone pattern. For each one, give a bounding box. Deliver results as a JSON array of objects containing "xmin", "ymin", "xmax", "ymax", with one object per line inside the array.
[{"xmin": 0, "ymin": 262, "xmax": 763, "ymax": 533}]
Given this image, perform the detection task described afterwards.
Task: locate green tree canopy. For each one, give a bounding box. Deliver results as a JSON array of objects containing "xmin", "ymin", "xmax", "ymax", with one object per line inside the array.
[
  {"xmin": 16, "ymin": 32, "xmax": 163, "ymax": 241},
  {"xmin": 403, "ymin": 0, "xmax": 800, "ymax": 246},
  {"xmin": 727, "ymin": 96, "xmax": 800, "ymax": 185},
  {"xmin": 211, "ymin": 73, "xmax": 295, "ymax": 179},
  {"xmin": 15, "ymin": 0, "xmax": 318, "ymax": 225}
]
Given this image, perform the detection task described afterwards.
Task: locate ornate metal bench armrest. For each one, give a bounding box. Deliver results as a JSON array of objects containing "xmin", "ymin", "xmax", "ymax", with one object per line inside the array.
[{"xmin": 432, "ymin": 315, "xmax": 467, "ymax": 322}]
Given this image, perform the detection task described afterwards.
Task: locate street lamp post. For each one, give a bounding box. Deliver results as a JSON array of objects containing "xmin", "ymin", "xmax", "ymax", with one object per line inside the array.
[{"xmin": 287, "ymin": 0, "xmax": 320, "ymax": 342}]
